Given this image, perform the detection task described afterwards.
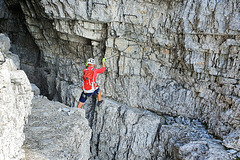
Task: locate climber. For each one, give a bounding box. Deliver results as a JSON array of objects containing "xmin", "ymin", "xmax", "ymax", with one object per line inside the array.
[{"xmin": 77, "ymin": 58, "xmax": 106, "ymax": 109}]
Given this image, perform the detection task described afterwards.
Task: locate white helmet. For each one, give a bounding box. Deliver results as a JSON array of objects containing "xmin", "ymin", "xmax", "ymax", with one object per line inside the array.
[{"xmin": 87, "ymin": 58, "xmax": 95, "ymax": 65}]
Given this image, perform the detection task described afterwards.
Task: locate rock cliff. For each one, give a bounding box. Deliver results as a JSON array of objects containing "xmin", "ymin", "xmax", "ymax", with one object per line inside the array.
[
  {"xmin": 16, "ymin": 0, "xmax": 239, "ymax": 143},
  {"xmin": 0, "ymin": 0, "xmax": 240, "ymax": 159},
  {"xmin": 0, "ymin": 33, "xmax": 33, "ymax": 160},
  {"xmin": 88, "ymin": 99, "xmax": 234, "ymax": 159}
]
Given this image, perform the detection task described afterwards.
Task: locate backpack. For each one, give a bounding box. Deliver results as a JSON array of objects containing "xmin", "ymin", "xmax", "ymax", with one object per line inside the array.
[{"xmin": 82, "ymin": 68, "xmax": 95, "ymax": 93}]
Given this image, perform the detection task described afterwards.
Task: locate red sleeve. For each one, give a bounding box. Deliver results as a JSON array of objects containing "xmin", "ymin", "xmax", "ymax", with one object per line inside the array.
[
  {"xmin": 95, "ymin": 67, "xmax": 105, "ymax": 74},
  {"xmin": 83, "ymin": 69, "xmax": 85, "ymax": 76}
]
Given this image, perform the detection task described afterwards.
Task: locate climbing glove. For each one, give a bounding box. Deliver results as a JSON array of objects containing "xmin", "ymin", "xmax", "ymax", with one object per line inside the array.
[
  {"xmin": 102, "ymin": 58, "xmax": 106, "ymax": 62},
  {"xmin": 86, "ymin": 62, "xmax": 88, "ymax": 67}
]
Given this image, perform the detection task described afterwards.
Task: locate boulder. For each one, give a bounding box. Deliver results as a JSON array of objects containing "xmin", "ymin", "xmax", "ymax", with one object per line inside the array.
[
  {"xmin": 22, "ymin": 96, "xmax": 92, "ymax": 160},
  {"xmin": 0, "ymin": 34, "xmax": 33, "ymax": 160}
]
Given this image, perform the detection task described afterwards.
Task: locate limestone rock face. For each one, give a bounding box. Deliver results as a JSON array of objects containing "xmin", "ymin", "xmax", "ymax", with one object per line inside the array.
[
  {"xmin": 0, "ymin": 33, "xmax": 10, "ymax": 53},
  {"xmin": 88, "ymin": 99, "xmax": 234, "ymax": 160},
  {"xmin": 17, "ymin": 0, "xmax": 240, "ymax": 142},
  {"xmin": 22, "ymin": 96, "xmax": 92, "ymax": 160},
  {"xmin": 0, "ymin": 33, "xmax": 33, "ymax": 160},
  {"xmin": 0, "ymin": 1, "xmax": 44, "ymax": 96},
  {"xmin": 1, "ymin": 0, "xmax": 238, "ymax": 158},
  {"xmin": 0, "ymin": 31, "xmax": 91, "ymax": 160},
  {"xmin": 30, "ymin": 83, "xmax": 40, "ymax": 96},
  {"xmin": 223, "ymin": 129, "xmax": 240, "ymax": 151}
]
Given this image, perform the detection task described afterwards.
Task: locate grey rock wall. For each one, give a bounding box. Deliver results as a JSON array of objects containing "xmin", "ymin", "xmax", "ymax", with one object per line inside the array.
[
  {"xmin": 0, "ymin": 0, "xmax": 237, "ymax": 158},
  {"xmin": 0, "ymin": 0, "xmax": 48, "ymax": 96},
  {"xmin": 88, "ymin": 99, "xmax": 235, "ymax": 160},
  {"xmin": 0, "ymin": 33, "xmax": 33, "ymax": 160},
  {"xmin": 18, "ymin": 0, "xmax": 240, "ymax": 141}
]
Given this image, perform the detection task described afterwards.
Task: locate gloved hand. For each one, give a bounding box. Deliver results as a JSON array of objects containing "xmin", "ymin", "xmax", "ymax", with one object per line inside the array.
[
  {"xmin": 86, "ymin": 62, "xmax": 88, "ymax": 66},
  {"xmin": 102, "ymin": 58, "xmax": 106, "ymax": 62}
]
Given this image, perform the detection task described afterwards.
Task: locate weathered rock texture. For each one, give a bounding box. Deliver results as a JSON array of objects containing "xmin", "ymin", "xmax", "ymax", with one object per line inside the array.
[
  {"xmin": 16, "ymin": 0, "xmax": 240, "ymax": 144},
  {"xmin": 23, "ymin": 96, "xmax": 92, "ymax": 160},
  {"xmin": 1, "ymin": 0, "xmax": 240, "ymax": 159},
  {"xmin": 88, "ymin": 99, "xmax": 234, "ymax": 160},
  {"xmin": 0, "ymin": 0, "xmax": 50, "ymax": 96},
  {"xmin": 0, "ymin": 33, "xmax": 33, "ymax": 160}
]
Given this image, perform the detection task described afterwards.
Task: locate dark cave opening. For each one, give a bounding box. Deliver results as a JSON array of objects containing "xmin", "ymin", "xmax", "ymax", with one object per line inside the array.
[{"xmin": 0, "ymin": 1, "xmax": 50, "ymax": 98}]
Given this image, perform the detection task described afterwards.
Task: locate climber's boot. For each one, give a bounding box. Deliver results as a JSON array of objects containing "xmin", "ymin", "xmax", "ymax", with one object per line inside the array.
[{"xmin": 97, "ymin": 100, "xmax": 104, "ymax": 107}]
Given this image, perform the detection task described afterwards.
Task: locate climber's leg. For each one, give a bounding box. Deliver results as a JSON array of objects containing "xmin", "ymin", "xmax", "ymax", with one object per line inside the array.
[
  {"xmin": 95, "ymin": 89, "xmax": 103, "ymax": 107},
  {"xmin": 77, "ymin": 101, "xmax": 84, "ymax": 108},
  {"xmin": 77, "ymin": 92, "xmax": 89, "ymax": 108},
  {"xmin": 97, "ymin": 89, "xmax": 101, "ymax": 102}
]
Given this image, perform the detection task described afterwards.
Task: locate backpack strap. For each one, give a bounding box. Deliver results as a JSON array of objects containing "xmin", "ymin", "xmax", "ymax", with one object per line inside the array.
[
  {"xmin": 85, "ymin": 67, "xmax": 94, "ymax": 71},
  {"xmin": 91, "ymin": 68, "xmax": 95, "ymax": 82}
]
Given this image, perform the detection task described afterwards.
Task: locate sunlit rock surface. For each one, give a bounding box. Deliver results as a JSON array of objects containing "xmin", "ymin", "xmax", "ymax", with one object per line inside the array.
[{"xmin": 0, "ymin": 33, "xmax": 33, "ymax": 160}]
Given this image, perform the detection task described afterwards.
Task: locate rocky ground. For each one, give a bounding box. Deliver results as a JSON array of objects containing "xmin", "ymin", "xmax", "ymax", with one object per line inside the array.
[
  {"xmin": 22, "ymin": 96, "xmax": 91, "ymax": 160},
  {"xmin": 20, "ymin": 95, "xmax": 239, "ymax": 160},
  {"xmin": 88, "ymin": 98, "xmax": 238, "ymax": 160}
]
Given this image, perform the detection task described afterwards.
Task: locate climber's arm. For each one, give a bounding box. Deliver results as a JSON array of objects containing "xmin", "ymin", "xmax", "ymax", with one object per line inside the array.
[
  {"xmin": 96, "ymin": 58, "xmax": 106, "ymax": 73},
  {"xmin": 102, "ymin": 58, "xmax": 105, "ymax": 68}
]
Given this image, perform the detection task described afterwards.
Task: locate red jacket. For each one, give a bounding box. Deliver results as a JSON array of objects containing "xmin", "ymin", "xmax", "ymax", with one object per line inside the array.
[{"xmin": 83, "ymin": 66, "xmax": 105, "ymax": 88}]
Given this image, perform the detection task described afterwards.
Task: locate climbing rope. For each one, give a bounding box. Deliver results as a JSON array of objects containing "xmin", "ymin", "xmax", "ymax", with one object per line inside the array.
[{"xmin": 105, "ymin": 53, "xmax": 119, "ymax": 60}]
